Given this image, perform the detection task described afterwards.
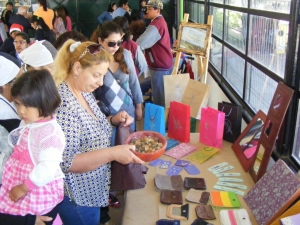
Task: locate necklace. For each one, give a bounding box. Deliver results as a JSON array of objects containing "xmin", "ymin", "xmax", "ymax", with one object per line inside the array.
[{"xmin": 148, "ymin": 106, "xmax": 158, "ymax": 131}]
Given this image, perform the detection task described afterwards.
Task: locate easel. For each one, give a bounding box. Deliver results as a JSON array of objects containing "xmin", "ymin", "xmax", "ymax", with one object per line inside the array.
[{"xmin": 172, "ymin": 14, "xmax": 213, "ymax": 84}]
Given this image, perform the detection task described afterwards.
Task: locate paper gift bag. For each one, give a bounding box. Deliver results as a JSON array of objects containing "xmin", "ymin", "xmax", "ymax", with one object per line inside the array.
[
  {"xmin": 181, "ymin": 80, "xmax": 210, "ymax": 119},
  {"xmin": 218, "ymin": 102, "xmax": 242, "ymax": 143},
  {"xmin": 200, "ymin": 107, "xmax": 225, "ymax": 148},
  {"xmin": 144, "ymin": 103, "xmax": 166, "ymax": 136},
  {"xmin": 168, "ymin": 101, "xmax": 190, "ymax": 142},
  {"xmin": 164, "ymin": 73, "xmax": 190, "ymax": 108}
]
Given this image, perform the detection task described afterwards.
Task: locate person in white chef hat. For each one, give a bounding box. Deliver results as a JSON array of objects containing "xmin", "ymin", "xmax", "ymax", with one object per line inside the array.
[{"xmin": 19, "ymin": 41, "xmax": 54, "ymax": 75}]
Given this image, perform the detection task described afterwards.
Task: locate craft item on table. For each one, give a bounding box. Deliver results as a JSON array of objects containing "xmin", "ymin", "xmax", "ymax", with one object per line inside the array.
[
  {"xmin": 167, "ymin": 204, "xmax": 189, "ymax": 220},
  {"xmin": 195, "ymin": 205, "xmax": 216, "ymax": 220},
  {"xmin": 218, "ymin": 102, "xmax": 242, "ymax": 143},
  {"xmin": 213, "ymin": 185, "xmax": 245, "ymax": 196},
  {"xmin": 164, "ymin": 73, "xmax": 190, "ymax": 108},
  {"xmin": 175, "ymin": 160, "xmax": 190, "ymax": 167},
  {"xmin": 200, "ymin": 107, "xmax": 225, "ymax": 148},
  {"xmin": 216, "ymin": 173, "xmax": 241, "ymax": 177},
  {"xmin": 208, "ymin": 162, "xmax": 228, "ymax": 172},
  {"xmin": 166, "ymin": 139, "xmax": 180, "ymax": 151},
  {"xmin": 160, "ymin": 190, "xmax": 183, "ymax": 204},
  {"xmin": 280, "ymin": 213, "xmax": 300, "ymax": 225},
  {"xmin": 210, "ymin": 191, "xmax": 241, "ymax": 210},
  {"xmin": 184, "ymin": 177, "xmax": 206, "ymax": 190},
  {"xmin": 166, "ymin": 166, "xmax": 184, "ymax": 176},
  {"xmin": 165, "ymin": 143, "xmax": 197, "ymax": 159},
  {"xmin": 219, "ymin": 209, "xmax": 252, "ymax": 225},
  {"xmin": 184, "ymin": 164, "xmax": 201, "ymax": 175},
  {"xmin": 149, "ymin": 159, "xmax": 163, "ymax": 167},
  {"xmin": 212, "ymin": 166, "xmax": 234, "ymax": 174},
  {"xmin": 186, "ymin": 188, "xmax": 210, "ymax": 204},
  {"xmin": 160, "ymin": 160, "xmax": 172, "ymax": 169},
  {"xmin": 216, "ymin": 182, "xmax": 247, "ymax": 190},
  {"xmin": 168, "ymin": 101, "xmax": 190, "ymax": 143},
  {"xmin": 243, "ymin": 159, "xmax": 300, "ymax": 225},
  {"xmin": 218, "ymin": 178, "xmax": 243, "ymax": 183},
  {"xmin": 156, "ymin": 219, "xmax": 181, "ymax": 225},
  {"xmin": 144, "ymin": 103, "xmax": 166, "ymax": 136},
  {"xmin": 181, "ymin": 79, "xmax": 210, "ymax": 119},
  {"xmin": 155, "ymin": 174, "xmax": 184, "ymax": 191},
  {"xmin": 191, "ymin": 218, "xmax": 214, "ymax": 225},
  {"xmin": 270, "ymin": 200, "xmax": 300, "ymax": 225},
  {"xmin": 187, "ymin": 146, "xmax": 219, "ymax": 164}
]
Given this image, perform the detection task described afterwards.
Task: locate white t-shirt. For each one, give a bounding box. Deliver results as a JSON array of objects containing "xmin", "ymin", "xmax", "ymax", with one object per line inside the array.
[{"xmin": 0, "ymin": 95, "xmax": 19, "ymax": 120}]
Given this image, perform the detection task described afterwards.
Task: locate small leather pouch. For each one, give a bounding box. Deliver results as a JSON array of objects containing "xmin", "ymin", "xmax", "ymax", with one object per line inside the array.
[
  {"xmin": 200, "ymin": 192, "xmax": 210, "ymax": 205},
  {"xmin": 191, "ymin": 218, "xmax": 214, "ymax": 225},
  {"xmin": 155, "ymin": 174, "xmax": 184, "ymax": 191},
  {"xmin": 167, "ymin": 204, "xmax": 189, "ymax": 220},
  {"xmin": 156, "ymin": 219, "xmax": 180, "ymax": 225},
  {"xmin": 195, "ymin": 205, "xmax": 216, "ymax": 220},
  {"xmin": 160, "ymin": 190, "xmax": 183, "ymax": 204},
  {"xmin": 186, "ymin": 189, "xmax": 210, "ymax": 204},
  {"xmin": 184, "ymin": 177, "xmax": 206, "ymax": 190}
]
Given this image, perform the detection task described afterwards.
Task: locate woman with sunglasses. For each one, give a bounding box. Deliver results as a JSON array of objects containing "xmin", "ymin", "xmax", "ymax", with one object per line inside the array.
[
  {"xmin": 94, "ymin": 21, "xmax": 143, "ymax": 134},
  {"xmin": 53, "ymin": 40, "xmax": 144, "ymax": 225}
]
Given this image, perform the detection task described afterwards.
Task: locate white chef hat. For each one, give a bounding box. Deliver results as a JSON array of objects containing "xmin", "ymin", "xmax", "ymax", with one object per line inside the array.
[
  {"xmin": 19, "ymin": 42, "xmax": 53, "ymax": 67},
  {"xmin": 0, "ymin": 56, "xmax": 20, "ymax": 86}
]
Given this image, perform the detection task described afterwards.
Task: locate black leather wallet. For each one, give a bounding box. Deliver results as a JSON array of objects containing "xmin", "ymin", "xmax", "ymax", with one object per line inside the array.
[
  {"xmin": 156, "ymin": 219, "xmax": 180, "ymax": 225},
  {"xmin": 191, "ymin": 218, "xmax": 214, "ymax": 225},
  {"xmin": 184, "ymin": 178, "xmax": 206, "ymax": 190}
]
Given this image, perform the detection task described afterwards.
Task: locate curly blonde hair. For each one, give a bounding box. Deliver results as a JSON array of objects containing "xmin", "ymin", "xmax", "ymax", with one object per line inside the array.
[{"xmin": 53, "ymin": 40, "xmax": 113, "ymax": 85}]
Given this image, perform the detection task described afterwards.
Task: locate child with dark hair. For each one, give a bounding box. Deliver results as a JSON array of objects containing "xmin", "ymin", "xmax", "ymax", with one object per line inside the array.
[
  {"xmin": 0, "ymin": 69, "xmax": 65, "ymax": 225},
  {"xmin": 10, "ymin": 32, "xmax": 30, "ymax": 63},
  {"xmin": 130, "ymin": 9, "xmax": 146, "ymax": 41},
  {"xmin": 29, "ymin": 15, "xmax": 55, "ymax": 44},
  {"xmin": 54, "ymin": 30, "xmax": 88, "ymax": 50},
  {"xmin": 53, "ymin": 6, "xmax": 67, "ymax": 38},
  {"xmin": 97, "ymin": 2, "xmax": 117, "ymax": 24}
]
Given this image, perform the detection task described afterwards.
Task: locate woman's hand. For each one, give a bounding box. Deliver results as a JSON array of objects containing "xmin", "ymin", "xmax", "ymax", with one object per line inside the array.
[
  {"xmin": 112, "ymin": 145, "xmax": 144, "ymax": 164},
  {"xmin": 110, "ymin": 110, "xmax": 134, "ymax": 127},
  {"xmin": 135, "ymin": 104, "xmax": 143, "ymax": 121},
  {"xmin": 9, "ymin": 183, "xmax": 29, "ymax": 202},
  {"xmin": 35, "ymin": 216, "xmax": 53, "ymax": 225}
]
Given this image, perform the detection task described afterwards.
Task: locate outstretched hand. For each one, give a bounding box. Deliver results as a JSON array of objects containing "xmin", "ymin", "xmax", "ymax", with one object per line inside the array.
[{"xmin": 112, "ymin": 144, "xmax": 144, "ymax": 165}]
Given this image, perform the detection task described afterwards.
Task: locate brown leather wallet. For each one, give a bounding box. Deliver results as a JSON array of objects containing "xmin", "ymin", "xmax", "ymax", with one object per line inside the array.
[
  {"xmin": 160, "ymin": 190, "xmax": 183, "ymax": 204},
  {"xmin": 155, "ymin": 174, "xmax": 184, "ymax": 191},
  {"xmin": 195, "ymin": 205, "xmax": 216, "ymax": 220},
  {"xmin": 184, "ymin": 178, "xmax": 206, "ymax": 190},
  {"xmin": 199, "ymin": 191, "xmax": 210, "ymax": 205}
]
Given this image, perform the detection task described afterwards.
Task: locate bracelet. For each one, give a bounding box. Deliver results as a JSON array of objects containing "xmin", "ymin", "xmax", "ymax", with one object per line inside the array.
[{"xmin": 110, "ymin": 116, "xmax": 118, "ymax": 126}]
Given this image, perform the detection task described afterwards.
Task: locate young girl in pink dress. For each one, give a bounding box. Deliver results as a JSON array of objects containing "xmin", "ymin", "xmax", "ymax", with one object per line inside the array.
[{"xmin": 0, "ymin": 69, "xmax": 65, "ymax": 225}]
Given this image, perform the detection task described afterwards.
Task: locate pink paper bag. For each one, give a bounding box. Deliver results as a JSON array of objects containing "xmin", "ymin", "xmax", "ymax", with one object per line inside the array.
[{"xmin": 200, "ymin": 107, "xmax": 225, "ymax": 148}]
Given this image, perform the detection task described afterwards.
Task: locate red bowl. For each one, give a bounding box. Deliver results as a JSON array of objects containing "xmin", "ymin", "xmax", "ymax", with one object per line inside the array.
[{"xmin": 125, "ymin": 131, "xmax": 167, "ymax": 162}]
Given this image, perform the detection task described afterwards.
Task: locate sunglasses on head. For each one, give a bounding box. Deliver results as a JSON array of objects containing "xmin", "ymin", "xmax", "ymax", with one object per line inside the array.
[
  {"xmin": 105, "ymin": 40, "xmax": 123, "ymax": 47},
  {"xmin": 78, "ymin": 44, "xmax": 102, "ymax": 60}
]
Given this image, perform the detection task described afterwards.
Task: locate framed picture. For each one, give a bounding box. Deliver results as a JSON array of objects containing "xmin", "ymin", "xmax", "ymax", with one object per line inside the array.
[{"xmin": 175, "ymin": 22, "xmax": 212, "ymax": 56}]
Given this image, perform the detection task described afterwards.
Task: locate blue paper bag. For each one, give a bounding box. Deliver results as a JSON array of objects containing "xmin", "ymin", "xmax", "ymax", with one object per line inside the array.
[{"xmin": 144, "ymin": 103, "xmax": 166, "ymax": 136}]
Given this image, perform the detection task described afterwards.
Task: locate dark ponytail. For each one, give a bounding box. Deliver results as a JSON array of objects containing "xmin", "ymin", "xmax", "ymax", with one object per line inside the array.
[{"xmin": 38, "ymin": 0, "xmax": 48, "ymax": 11}]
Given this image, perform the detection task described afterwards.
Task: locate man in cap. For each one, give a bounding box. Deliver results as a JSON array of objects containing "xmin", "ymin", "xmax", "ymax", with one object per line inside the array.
[
  {"xmin": 137, "ymin": 0, "xmax": 173, "ymax": 107},
  {"xmin": 0, "ymin": 23, "xmax": 24, "ymax": 54},
  {"xmin": 19, "ymin": 41, "xmax": 54, "ymax": 74}
]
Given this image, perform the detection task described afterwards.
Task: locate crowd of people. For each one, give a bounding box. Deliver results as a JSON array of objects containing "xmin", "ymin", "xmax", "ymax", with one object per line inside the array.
[{"xmin": 0, "ymin": 0, "xmax": 174, "ymax": 225}]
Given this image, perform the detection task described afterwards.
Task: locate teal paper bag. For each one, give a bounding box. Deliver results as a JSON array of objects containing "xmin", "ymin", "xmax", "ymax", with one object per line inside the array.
[{"xmin": 144, "ymin": 103, "xmax": 166, "ymax": 136}]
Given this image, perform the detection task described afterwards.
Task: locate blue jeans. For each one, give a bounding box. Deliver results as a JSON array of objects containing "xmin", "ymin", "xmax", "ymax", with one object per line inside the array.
[{"xmin": 58, "ymin": 196, "xmax": 100, "ymax": 225}]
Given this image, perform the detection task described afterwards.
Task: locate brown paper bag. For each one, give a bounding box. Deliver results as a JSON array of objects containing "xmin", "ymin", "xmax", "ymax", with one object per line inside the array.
[
  {"xmin": 181, "ymin": 80, "xmax": 210, "ymax": 119},
  {"xmin": 164, "ymin": 73, "xmax": 190, "ymax": 108}
]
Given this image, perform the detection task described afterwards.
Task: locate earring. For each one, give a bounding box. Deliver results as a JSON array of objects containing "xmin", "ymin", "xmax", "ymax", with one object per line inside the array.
[{"xmin": 74, "ymin": 75, "xmax": 77, "ymax": 78}]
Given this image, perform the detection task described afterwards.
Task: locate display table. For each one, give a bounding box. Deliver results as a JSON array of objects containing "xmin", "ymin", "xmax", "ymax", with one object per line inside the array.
[{"xmin": 122, "ymin": 133, "xmax": 258, "ymax": 225}]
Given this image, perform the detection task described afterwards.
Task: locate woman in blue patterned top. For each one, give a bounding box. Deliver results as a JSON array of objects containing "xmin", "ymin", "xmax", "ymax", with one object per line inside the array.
[{"xmin": 53, "ymin": 40, "xmax": 144, "ymax": 225}]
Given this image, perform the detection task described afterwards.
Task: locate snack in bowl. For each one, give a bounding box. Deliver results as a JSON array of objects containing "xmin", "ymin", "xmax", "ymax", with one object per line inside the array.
[{"xmin": 125, "ymin": 131, "xmax": 167, "ymax": 162}]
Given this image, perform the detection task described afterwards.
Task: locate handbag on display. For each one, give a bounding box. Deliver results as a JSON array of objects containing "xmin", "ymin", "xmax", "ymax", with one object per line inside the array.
[
  {"xmin": 217, "ymin": 102, "xmax": 242, "ymax": 143},
  {"xmin": 144, "ymin": 103, "xmax": 166, "ymax": 136},
  {"xmin": 200, "ymin": 107, "xmax": 225, "ymax": 148},
  {"xmin": 168, "ymin": 101, "xmax": 190, "ymax": 143},
  {"xmin": 109, "ymin": 123, "xmax": 148, "ymax": 191}
]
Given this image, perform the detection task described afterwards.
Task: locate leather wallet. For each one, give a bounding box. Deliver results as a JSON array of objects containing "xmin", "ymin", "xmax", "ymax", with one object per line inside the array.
[
  {"xmin": 155, "ymin": 174, "xmax": 184, "ymax": 191},
  {"xmin": 160, "ymin": 190, "xmax": 183, "ymax": 204},
  {"xmin": 184, "ymin": 177, "xmax": 206, "ymax": 190},
  {"xmin": 195, "ymin": 205, "xmax": 216, "ymax": 220},
  {"xmin": 200, "ymin": 191, "xmax": 210, "ymax": 205},
  {"xmin": 191, "ymin": 218, "xmax": 214, "ymax": 225},
  {"xmin": 156, "ymin": 219, "xmax": 180, "ymax": 225},
  {"xmin": 167, "ymin": 204, "xmax": 189, "ymax": 220}
]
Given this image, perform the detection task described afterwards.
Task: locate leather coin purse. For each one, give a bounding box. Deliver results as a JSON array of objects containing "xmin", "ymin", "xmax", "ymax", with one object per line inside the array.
[
  {"xmin": 184, "ymin": 177, "xmax": 206, "ymax": 190},
  {"xmin": 186, "ymin": 189, "xmax": 210, "ymax": 204},
  {"xmin": 155, "ymin": 174, "xmax": 184, "ymax": 191},
  {"xmin": 195, "ymin": 205, "xmax": 216, "ymax": 220},
  {"xmin": 167, "ymin": 204, "xmax": 189, "ymax": 220},
  {"xmin": 160, "ymin": 190, "xmax": 183, "ymax": 204}
]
